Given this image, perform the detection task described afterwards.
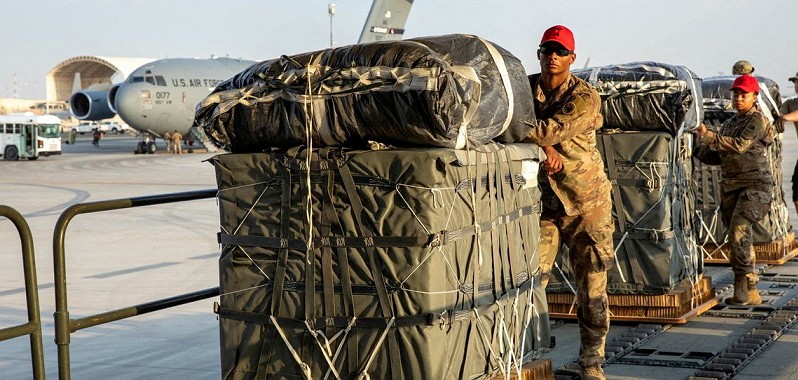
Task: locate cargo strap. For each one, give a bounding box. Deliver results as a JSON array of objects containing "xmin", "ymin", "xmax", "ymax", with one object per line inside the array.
[
  {"xmin": 610, "ymin": 177, "xmax": 664, "ymax": 189},
  {"xmin": 217, "ymin": 204, "xmax": 540, "ymax": 250},
  {"xmin": 487, "ymin": 151, "xmax": 501, "ymax": 300},
  {"xmin": 335, "ymin": 161, "xmax": 403, "ymax": 380},
  {"xmin": 678, "ymin": 65, "xmax": 701, "ymax": 133},
  {"xmin": 449, "ymin": 64, "xmax": 481, "ymax": 149},
  {"xmin": 269, "ymin": 316, "xmax": 314, "ymax": 380},
  {"xmin": 697, "ymin": 162, "xmax": 723, "ymax": 247},
  {"xmin": 320, "ymin": 166, "xmax": 360, "ymax": 375},
  {"xmin": 254, "ymin": 164, "xmax": 294, "ymax": 380},
  {"xmin": 476, "ymin": 36, "xmax": 514, "ymax": 136},
  {"xmin": 216, "ymin": 274, "xmax": 536, "ymax": 329},
  {"xmin": 599, "ymin": 133, "xmax": 645, "ymax": 285},
  {"xmin": 202, "ymin": 65, "xmax": 444, "ymax": 115},
  {"xmin": 614, "ymin": 229, "xmax": 675, "ymax": 241},
  {"xmin": 599, "ymin": 133, "xmax": 628, "ymax": 282}
]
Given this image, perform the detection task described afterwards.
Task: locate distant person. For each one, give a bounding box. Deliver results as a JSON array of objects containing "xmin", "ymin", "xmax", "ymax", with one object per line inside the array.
[
  {"xmin": 164, "ymin": 131, "xmax": 173, "ymax": 153},
  {"xmin": 171, "ymin": 130, "xmax": 183, "ymax": 154},
  {"xmin": 779, "ymin": 71, "xmax": 798, "ymax": 214},
  {"xmin": 694, "ymin": 74, "xmax": 774, "ymax": 306},
  {"xmin": 732, "ymin": 60, "xmax": 755, "ymax": 75},
  {"xmin": 522, "ymin": 25, "xmax": 613, "ymax": 380},
  {"xmin": 92, "ymin": 129, "xmax": 100, "ymax": 148},
  {"xmin": 67, "ymin": 128, "xmax": 76, "ymax": 145}
]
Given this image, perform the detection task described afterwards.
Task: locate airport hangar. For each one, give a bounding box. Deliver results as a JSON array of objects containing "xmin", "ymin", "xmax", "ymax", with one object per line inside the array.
[{"xmin": 45, "ymin": 55, "xmax": 155, "ymax": 105}]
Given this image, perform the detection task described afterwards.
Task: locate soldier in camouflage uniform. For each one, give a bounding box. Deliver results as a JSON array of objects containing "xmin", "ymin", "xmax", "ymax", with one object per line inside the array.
[
  {"xmin": 522, "ymin": 25, "xmax": 614, "ymax": 380},
  {"xmin": 695, "ymin": 74, "xmax": 774, "ymax": 305}
]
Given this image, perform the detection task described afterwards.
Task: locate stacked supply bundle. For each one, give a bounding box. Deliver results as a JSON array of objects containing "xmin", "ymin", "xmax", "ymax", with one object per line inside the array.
[
  {"xmin": 194, "ymin": 34, "xmax": 534, "ymax": 152},
  {"xmin": 201, "ymin": 35, "xmax": 551, "ymax": 380},
  {"xmin": 211, "ymin": 145, "xmax": 549, "ymax": 380},
  {"xmin": 698, "ymin": 76, "xmax": 793, "ymax": 263},
  {"xmin": 548, "ymin": 62, "xmax": 704, "ymax": 300}
]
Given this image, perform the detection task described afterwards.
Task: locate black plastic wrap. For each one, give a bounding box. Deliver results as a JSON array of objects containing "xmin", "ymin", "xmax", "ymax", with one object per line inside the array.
[
  {"xmin": 195, "ymin": 34, "xmax": 535, "ymax": 152},
  {"xmin": 572, "ymin": 62, "xmax": 703, "ymax": 135}
]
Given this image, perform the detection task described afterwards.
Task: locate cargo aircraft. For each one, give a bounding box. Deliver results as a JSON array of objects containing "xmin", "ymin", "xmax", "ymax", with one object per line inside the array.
[{"xmin": 68, "ymin": 0, "xmax": 414, "ymax": 153}]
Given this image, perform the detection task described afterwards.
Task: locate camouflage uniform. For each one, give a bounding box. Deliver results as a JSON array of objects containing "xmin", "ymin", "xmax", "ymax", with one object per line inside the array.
[
  {"xmin": 172, "ymin": 131, "xmax": 184, "ymax": 154},
  {"xmin": 698, "ymin": 106, "xmax": 774, "ymax": 275},
  {"xmin": 732, "ymin": 60, "xmax": 755, "ymax": 75},
  {"xmin": 525, "ymin": 73, "xmax": 615, "ymax": 368}
]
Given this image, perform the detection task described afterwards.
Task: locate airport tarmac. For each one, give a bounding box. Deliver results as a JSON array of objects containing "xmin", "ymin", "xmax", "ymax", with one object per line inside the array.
[
  {"xmin": 1, "ymin": 130, "xmax": 798, "ymax": 379},
  {"xmin": 0, "ymin": 134, "xmax": 222, "ymax": 379}
]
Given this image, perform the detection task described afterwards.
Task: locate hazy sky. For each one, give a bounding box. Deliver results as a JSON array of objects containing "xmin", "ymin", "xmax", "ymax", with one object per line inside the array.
[{"xmin": 1, "ymin": 0, "xmax": 796, "ymax": 100}]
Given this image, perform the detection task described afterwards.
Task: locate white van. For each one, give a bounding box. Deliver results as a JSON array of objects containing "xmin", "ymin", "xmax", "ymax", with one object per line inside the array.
[
  {"xmin": 100, "ymin": 120, "xmax": 132, "ymax": 134},
  {"xmin": 74, "ymin": 121, "xmax": 108, "ymax": 134}
]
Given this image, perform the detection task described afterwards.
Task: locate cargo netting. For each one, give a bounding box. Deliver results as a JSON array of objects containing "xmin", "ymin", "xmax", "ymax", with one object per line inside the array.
[{"xmin": 212, "ymin": 142, "xmax": 550, "ymax": 379}]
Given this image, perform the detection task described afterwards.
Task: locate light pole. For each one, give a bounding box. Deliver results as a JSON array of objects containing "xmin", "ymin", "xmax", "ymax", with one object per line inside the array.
[{"xmin": 328, "ymin": 2, "xmax": 335, "ymax": 48}]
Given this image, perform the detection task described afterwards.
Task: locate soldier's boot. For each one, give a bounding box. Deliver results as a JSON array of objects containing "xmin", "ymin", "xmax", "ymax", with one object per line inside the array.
[
  {"xmin": 579, "ymin": 365, "xmax": 605, "ymax": 380},
  {"xmin": 725, "ymin": 274, "xmax": 750, "ymax": 305},
  {"xmin": 746, "ymin": 273, "xmax": 762, "ymax": 305}
]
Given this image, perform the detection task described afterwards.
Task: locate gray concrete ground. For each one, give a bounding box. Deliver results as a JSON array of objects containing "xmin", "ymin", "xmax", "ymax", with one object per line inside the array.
[{"xmin": 0, "ymin": 134, "xmax": 222, "ymax": 379}]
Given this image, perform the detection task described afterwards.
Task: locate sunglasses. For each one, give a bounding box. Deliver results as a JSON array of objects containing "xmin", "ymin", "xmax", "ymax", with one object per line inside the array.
[{"xmin": 538, "ymin": 45, "xmax": 573, "ymax": 57}]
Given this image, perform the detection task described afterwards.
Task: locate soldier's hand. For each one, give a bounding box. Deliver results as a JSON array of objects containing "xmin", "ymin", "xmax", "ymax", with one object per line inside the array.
[
  {"xmin": 695, "ymin": 123, "xmax": 707, "ymax": 137},
  {"xmin": 542, "ymin": 146, "xmax": 563, "ymax": 175}
]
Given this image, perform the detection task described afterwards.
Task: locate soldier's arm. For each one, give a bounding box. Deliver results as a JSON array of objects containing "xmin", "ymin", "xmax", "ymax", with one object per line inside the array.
[
  {"xmin": 701, "ymin": 119, "xmax": 765, "ymax": 154},
  {"xmin": 781, "ymin": 108, "xmax": 798, "ymax": 123},
  {"xmin": 523, "ymin": 91, "xmax": 600, "ymax": 146}
]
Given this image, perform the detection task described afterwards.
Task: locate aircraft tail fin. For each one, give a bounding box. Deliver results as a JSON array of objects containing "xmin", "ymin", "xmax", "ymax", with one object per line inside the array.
[{"xmin": 358, "ymin": 0, "xmax": 414, "ymax": 44}]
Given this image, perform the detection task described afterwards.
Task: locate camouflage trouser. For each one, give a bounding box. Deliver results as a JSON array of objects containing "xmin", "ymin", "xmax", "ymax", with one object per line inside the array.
[
  {"xmin": 721, "ymin": 184, "xmax": 772, "ymax": 275},
  {"xmin": 539, "ymin": 202, "xmax": 615, "ymax": 368}
]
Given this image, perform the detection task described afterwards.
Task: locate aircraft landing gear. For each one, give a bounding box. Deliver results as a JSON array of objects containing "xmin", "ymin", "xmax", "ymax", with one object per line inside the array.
[
  {"xmin": 134, "ymin": 137, "xmax": 158, "ymax": 154},
  {"xmin": 134, "ymin": 141, "xmax": 145, "ymax": 154}
]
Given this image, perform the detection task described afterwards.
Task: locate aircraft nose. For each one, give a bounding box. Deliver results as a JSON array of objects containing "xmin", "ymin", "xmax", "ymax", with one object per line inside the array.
[{"xmin": 113, "ymin": 84, "xmax": 152, "ymax": 133}]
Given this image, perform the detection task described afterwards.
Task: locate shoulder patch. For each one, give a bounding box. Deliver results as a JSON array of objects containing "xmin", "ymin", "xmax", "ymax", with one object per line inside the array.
[
  {"xmin": 563, "ymin": 102, "xmax": 576, "ymax": 115},
  {"xmin": 563, "ymin": 94, "xmax": 588, "ymax": 116}
]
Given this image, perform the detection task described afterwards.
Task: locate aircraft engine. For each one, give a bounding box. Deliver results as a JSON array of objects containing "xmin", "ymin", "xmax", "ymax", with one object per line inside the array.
[
  {"xmin": 107, "ymin": 84, "xmax": 121, "ymax": 114},
  {"xmin": 69, "ymin": 90, "xmax": 116, "ymax": 120}
]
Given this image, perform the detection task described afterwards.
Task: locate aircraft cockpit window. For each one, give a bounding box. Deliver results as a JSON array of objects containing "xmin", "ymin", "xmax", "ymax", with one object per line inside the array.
[
  {"xmin": 130, "ymin": 76, "xmax": 144, "ymax": 83},
  {"xmin": 145, "ymin": 77, "xmax": 156, "ymax": 85},
  {"xmin": 155, "ymin": 76, "xmax": 166, "ymax": 86}
]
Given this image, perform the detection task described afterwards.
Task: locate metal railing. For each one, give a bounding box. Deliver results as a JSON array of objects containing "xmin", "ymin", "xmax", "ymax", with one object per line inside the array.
[
  {"xmin": 0, "ymin": 205, "xmax": 45, "ymax": 379},
  {"xmin": 52, "ymin": 189, "xmax": 219, "ymax": 380}
]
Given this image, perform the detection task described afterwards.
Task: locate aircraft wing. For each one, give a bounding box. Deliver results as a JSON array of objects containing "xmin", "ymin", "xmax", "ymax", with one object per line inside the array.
[{"xmin": 358, "ymin": 0, "xmax": 414, "ymax": 43}]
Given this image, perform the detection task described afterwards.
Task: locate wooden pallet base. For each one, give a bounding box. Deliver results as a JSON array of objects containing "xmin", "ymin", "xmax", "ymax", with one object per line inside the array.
[
  {"xmin": 491, "ymin": 359, "xmax": 553, "ymax": 380},
  {"xmin": 704, "ymin": 232, "xmax": 798, "ymax": 265},
  {"xmin": 548, "ymin": 276, "xmax": 717, "ymax": 324}
]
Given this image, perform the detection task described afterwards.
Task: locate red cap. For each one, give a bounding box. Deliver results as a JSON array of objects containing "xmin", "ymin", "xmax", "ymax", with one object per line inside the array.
[
  {"xmin": 730, "ymin": 74, "xmax": 759, "ymax": 94},
  {"xmin": 540, "ymin": 25, "xmax": 575, "ymax": 52}
]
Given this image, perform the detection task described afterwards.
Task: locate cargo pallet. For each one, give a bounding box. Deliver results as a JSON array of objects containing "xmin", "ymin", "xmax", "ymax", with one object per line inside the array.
[
  {"xmin": 491, "ymin": 359, "xmax": 554, "ymax": 380},
  {"xmin": 547, "ymin": 275, "xmax": 718, "ymax": 324},
  {"xmin": 703, "ymin": 232, "xmax": 798, "ymax": 265}
]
